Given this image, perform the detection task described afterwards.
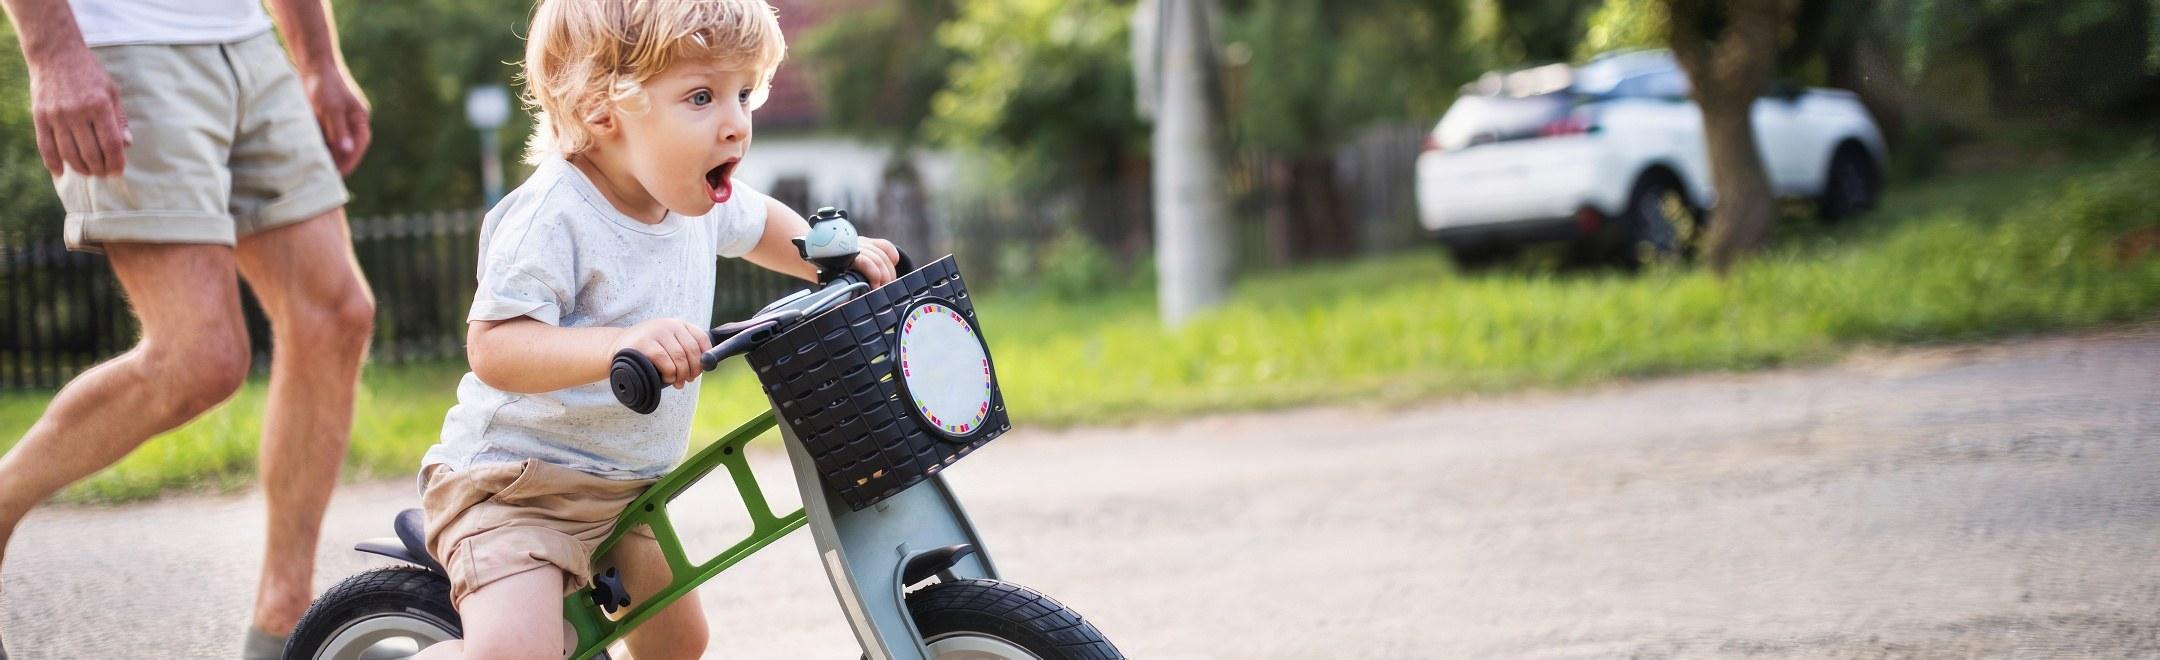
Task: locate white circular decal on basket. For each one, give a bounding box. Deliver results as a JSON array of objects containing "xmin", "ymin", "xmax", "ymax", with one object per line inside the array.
[{"xmin": 897, "ymin": 302, "xmax": 993, "ymax": 437}]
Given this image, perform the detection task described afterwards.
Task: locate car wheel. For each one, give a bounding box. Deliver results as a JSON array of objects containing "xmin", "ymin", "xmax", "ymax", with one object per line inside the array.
[
  {"xmin": 1613, "ymin": 173, "xmax": 1698, "ymax": 267},
  {"xmin": 1818, "ymin": 146, "xmax": 1880, "ymax": 222}
]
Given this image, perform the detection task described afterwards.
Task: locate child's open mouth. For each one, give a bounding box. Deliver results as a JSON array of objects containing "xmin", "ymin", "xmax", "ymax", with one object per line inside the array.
[{"xmin": 705, "ymin": 160, "xmax": 737, "ymax": 204}]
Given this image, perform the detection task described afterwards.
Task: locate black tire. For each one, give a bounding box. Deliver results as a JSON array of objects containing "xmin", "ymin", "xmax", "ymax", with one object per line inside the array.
[
  {"xmin": 907, "ymin": 579, "xmax": 1123, "ymax": 659},
  {"xmin": 1818, "ymin": 145, "xmax": 1881, "ymax": 222},
  {"xmin": 284, "ymin": 567, "xmax": 462, "ymax": 660},
  {"xmin": 1609, "ymin": 172, "xmax": 1698, "ymax": 267}
]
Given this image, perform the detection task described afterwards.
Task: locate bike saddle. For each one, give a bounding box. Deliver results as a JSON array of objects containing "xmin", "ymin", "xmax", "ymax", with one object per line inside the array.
[{"xmin": 393, "ymin": 508, "xmax": 443, "ymax": 574}]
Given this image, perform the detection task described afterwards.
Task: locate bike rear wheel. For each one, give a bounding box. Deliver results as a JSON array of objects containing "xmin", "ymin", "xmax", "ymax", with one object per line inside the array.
[
  {"xmin": 285, "ymin": 566, "xmax": 461, "ymax": 660},
  {"xmin": 907, "ymin": 579, "xmax": 1122, "ymax": 660}
]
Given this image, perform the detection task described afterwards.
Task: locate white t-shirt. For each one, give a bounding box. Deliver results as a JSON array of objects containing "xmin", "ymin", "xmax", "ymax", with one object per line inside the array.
[
  {"xmin": 70, "ymin": 0, "xmax": 273, "ymax": 47},
  {"xmin": 422, "ymin": 157, "xmax": 771, "ymax": 480}
]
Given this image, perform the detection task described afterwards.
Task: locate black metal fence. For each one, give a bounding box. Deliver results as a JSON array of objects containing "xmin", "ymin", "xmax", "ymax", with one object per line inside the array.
[
  {"xmin": 0, "ymin": 127, "xmax": 1421, "ymax": 391},
  {"xmin": 0, "ymin": 210, "xmax": 804, "ymax": 391},
  {"xmin": 930, "ymin": 121, "xmax": 1425, "ymax": 290}
]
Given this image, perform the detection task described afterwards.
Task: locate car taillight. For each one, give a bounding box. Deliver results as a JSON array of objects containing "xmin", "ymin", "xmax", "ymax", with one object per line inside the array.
[
  {"xmin": 1421, "ymin": 134, "xmax": 1443, "ymax": 153},
  {"xmin": 1539, "ymin": 117, "xmax": 1597, "ymax": 137}
]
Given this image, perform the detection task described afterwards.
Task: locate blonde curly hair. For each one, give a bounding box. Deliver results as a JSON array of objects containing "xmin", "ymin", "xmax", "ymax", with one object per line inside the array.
[{"xmin": 520, "ymin": 0, "xmax": 787, "ymax": 165}]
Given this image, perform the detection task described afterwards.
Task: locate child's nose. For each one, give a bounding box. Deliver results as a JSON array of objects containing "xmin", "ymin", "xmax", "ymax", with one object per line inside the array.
[{"xmin": 720, "ymin": 109, "xmax": 748, "ymax": 143}]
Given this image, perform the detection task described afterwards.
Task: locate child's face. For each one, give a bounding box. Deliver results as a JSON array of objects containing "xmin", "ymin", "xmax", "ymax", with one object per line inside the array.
[{"xmin": 605, "ymin": 61, "xmax": 761, "ymax": 218}]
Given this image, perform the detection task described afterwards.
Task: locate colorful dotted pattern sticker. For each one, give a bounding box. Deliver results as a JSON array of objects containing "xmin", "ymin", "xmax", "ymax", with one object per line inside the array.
[{"xmin": 897, "ymin": 302, "xmax": 994, "ymax": 436}]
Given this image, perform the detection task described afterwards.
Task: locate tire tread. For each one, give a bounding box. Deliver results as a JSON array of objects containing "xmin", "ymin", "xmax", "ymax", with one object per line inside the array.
[{"xmin": 907, "ymin": 579, "xmax": 1122, "ymax": 659}]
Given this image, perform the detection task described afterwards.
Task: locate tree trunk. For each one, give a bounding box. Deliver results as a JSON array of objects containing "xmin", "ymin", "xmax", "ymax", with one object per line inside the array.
[
  {"xmin": 875, "ymin": 157, "xmax": 938, "ymax": 258},
  {"xmin": 1663, "ymin": 0, "xmax": 1790, "ymax": 275},
  {"xmin": 1697, "ymin": 99, "xmax": 1776, "ymax": 271}
]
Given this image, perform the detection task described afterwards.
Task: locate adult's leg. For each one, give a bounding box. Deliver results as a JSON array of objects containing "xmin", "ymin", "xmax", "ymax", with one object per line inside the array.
[
  {"xmin": 0, "ymin": 244, "xmax": 252, "ymax": 564},
  {"xmin": 232, "ymin": 208, "xmax": 376, "ymax": 635}
]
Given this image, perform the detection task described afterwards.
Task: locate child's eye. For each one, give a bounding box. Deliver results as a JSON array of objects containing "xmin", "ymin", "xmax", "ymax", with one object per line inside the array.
[
  {"xmin": 737, "ymin": 88, "xmax": 754, "ymax": 106},
  {"xmin": 690, "ymin": 90, "xmax": 714, "ymax": 106}
]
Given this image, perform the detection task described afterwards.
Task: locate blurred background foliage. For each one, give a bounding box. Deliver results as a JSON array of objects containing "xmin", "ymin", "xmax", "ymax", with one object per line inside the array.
[{"xmin": 3, "ymin": 0, "xmax": 2155, "ymax": 247}]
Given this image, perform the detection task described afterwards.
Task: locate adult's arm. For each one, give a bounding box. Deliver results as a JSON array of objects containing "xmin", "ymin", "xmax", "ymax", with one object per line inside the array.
[
  {"xmin": 264, "ymin": 0, "xmax": 371, "ymax": 175},
  {"xmin": 1, "ymin": 0, "xmax": 129, "ymax": 176}
]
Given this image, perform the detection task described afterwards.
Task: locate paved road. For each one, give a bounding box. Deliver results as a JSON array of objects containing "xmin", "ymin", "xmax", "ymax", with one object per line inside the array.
[{"xmin": 5, "ymin": 326, "xmax": 2158, "ymax": 658}]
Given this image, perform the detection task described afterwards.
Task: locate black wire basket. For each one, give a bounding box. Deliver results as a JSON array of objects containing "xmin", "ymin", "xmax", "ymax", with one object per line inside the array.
[{"xmin": 747, "ymin": 256, "xmax": 1010, "ymax": 511}]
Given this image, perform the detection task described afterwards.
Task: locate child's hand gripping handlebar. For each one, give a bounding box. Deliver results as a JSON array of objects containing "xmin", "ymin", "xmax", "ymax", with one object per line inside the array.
[{"xmin": 609, "ymin": 220, "xmax": 911, "ymax": 414}]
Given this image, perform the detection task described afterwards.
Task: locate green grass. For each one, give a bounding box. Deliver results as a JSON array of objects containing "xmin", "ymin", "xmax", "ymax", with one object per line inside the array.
[{"xmin": 4, "ymin": 151, "xmax": 2156, "ymax": 504}]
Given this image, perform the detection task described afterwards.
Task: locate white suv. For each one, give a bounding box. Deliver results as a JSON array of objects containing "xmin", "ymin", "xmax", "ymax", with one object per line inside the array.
[{"xmin": 1415, "ymin": 50, "xmax": 1886, "ymax": 261}]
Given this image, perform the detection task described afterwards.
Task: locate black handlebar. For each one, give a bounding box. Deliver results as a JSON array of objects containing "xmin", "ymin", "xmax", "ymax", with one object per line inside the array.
[{"xmin": 608, "ymin": 246, "xmax": 914, "ymax": 414}]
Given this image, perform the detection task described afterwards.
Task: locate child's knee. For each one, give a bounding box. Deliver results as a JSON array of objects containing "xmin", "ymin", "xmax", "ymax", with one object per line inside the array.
[
  {"xmin": 625, "ymin": 592, "xmax": 709, "ymax": 660},
  {"xmin": 456, "ymin": 567, "xmax": 572, "ymax": 659}
]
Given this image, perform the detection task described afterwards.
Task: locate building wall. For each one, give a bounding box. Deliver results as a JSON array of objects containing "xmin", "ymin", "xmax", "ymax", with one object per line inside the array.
[{"xmin": 736, "ymin": 136, "xmax": 959, "ymax": 212}]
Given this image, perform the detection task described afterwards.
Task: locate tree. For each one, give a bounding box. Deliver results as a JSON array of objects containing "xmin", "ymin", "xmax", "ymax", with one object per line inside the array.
[
  {"xmin": 329, "ymin": 0, "xmax": 536, "ymax": 217},
  {"xmin": 1220, "ymin": 0, "xmax": 1470, "ymax": 262},
  {"xmin": 931, "ymin": 0, "xmax": 1154, "ymax": 259},
  {"xmin": 1481, "ymin": 0, "xmax": 1602, "ymax": 64},
  {"xmin": 1660, "ymin": 0, "xmax": 1794, "ymax": 273},
  {"xmin": 798, "ymin": 0, "xmax": 958, "ymax": 150},
  {"xmin": 0, "ymin": 23, "xmax": 60, "ymax": 235},
  {"xmin": 797, "ymin": 0, "xmax": 960, "ymax": 253}
]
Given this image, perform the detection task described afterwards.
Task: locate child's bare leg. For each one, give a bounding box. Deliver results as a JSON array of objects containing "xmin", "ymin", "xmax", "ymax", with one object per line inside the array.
[
  {"xmin": 610, "ymin": 535, "xmax": 709, "ymax": 660},
  {"xmin": 414, "ymin": 568, "xmax": 568, "ymax": 660}
]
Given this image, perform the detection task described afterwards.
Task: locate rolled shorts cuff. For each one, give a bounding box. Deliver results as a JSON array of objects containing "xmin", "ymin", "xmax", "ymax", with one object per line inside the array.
[
  {"xmin": 64, "ymin": 210, "xmax": 237, "ymax": 254},
  {"xmin": 448, "ymin": 524, "xmax": 593, "ymax": 610},
  {"xmin": 240, "ymin": 180, "xmax": 350, "ymax": 237},
  {"xmin": 441, "ymin": 519, "xmax": 658, "ymax": 609}
]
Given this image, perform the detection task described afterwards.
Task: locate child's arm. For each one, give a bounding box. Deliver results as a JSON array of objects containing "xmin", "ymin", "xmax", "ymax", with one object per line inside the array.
[
  {"xmin": 738, "ymin": 196, "xmax": 903, "ymax": 287},
  {"xmin": 467, "ymin": 316, "xmax": 712, "ymax": 394}
]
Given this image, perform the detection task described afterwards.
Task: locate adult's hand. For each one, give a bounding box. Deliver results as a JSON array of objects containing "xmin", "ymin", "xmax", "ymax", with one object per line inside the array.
[
  {"xmin": 29, "ymin": 49, "xmax": 129, "ymax": 177},
  {"xmin": 303, "ymin": 68, "xmax": 370, "ymax": 175}
]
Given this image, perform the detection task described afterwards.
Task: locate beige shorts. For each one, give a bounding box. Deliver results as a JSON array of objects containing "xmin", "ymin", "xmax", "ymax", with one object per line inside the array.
[
  {"xmin": 420, "ymin": 459, "xmax": 660, "ymax": 608},
  {"xmin": 55, "ymin": 31, "xmax": 349, "ymax": 254}
]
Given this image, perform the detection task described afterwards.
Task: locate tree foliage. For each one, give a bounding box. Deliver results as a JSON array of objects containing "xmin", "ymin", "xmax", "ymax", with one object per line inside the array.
[
  {"xmin": 0, "ymin": 0, "xmax": 536, "ymax": 233},
  {"xmin": 928, "ymin": 0, "xmax": 1148, "ymax": 191},
  {"xmin": 1221, "ymin": 0, "xmax": 1471, "ymax": 155},
  {"xmin": 796, "ymin": 0, "xmax": 958, "ymax": 148},
  {"xmin": 327, "ymin": 0, "xmax": 537, "ymax": 217}
]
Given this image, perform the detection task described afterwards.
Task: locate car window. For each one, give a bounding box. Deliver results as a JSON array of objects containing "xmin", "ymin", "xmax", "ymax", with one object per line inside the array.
[{"xmin": 1616, "ymin": 70, "xmax": 1690, "ymax": 100}]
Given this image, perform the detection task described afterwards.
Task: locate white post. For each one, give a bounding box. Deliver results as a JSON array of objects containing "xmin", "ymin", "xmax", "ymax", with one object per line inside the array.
[
  {"xmin": 1147, "ymin": 0, "xmax": 1231, "ymax": 326},
  {"xmin": 465, "ymin": 85, "xmax": 512, "ymax": 207}
]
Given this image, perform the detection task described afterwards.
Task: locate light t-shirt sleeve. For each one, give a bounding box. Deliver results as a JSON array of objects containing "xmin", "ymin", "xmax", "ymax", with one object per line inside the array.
[
  {"xmin": 711, "ymin": 184, "xmax": 769, "ymax": 258},
  {"xmin": 468, "ymin": 216, "xmax": 576, "ymax": 326}
]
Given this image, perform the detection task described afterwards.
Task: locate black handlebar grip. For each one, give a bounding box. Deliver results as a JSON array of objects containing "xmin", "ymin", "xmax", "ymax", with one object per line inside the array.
[
  {"xmin": 610, "ymin": 349, "xmax": 663, "ymax": 414},
  {"xmin": 894, "ymin": 247, "xmax": 914, "ymax": 276}
]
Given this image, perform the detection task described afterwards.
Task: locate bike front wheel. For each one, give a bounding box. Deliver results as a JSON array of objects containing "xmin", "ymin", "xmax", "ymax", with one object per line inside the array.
[
  {"xmin": 284, "ymin": 566, "xmax": 462, "ymax": 660},
  {"xmin": 907, "ymin": 579, "xmax": 1123, "ymax": 660}
]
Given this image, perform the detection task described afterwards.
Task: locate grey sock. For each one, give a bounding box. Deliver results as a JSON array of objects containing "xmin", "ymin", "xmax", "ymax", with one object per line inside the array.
[{"xmin": 241, "ymin": 626, "xmax": 286, "ymax": 660}]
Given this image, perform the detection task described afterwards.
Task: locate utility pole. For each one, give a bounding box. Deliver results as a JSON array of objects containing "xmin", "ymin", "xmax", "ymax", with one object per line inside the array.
[{"xmin": 1137, "ymin": 0, "xmax": 1231, "ymax": 326}]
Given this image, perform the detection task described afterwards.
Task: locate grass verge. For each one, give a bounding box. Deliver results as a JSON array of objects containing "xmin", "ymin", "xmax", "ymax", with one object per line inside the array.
[{"xmin": 2, "ymin": 151, "xmax": 2154, "ymax": 503}]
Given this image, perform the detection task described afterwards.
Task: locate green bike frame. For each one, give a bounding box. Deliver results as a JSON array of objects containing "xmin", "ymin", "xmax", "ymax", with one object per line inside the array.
[
  {"xmin": 559, "ymin": 408, "xmax": 1002, "ymax": 660},
  {"xmin": 560, "ymin": 411, "xmax": 800, "ymax": 657}
]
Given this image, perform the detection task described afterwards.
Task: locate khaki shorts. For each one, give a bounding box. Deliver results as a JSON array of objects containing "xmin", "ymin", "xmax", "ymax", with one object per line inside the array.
[
  {"xmin": 420, "ymin": 459, "xmax": 660, "ymax": 608},
  {"xmin": 55, "ymin": 31, "xmax": 349, "ymax": 254}
]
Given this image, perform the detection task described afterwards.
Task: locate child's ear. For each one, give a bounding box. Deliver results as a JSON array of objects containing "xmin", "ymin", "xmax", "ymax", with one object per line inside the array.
[{"xmin": 584, "ymin": 107, "xmax": 618, "ymax": 137}]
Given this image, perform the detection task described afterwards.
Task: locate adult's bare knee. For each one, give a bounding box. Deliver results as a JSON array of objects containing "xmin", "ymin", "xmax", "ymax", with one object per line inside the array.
[
  {"xmin": 142, "ymin": 335, "xmax": 251, "ymax": 419},
  {"xmin": 284, "ymin": 285, "xmax": 376, "ymax": 357},
  {"xmin": 325, "ymin": 290, "xmax": 377, "ymax": 352}
]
